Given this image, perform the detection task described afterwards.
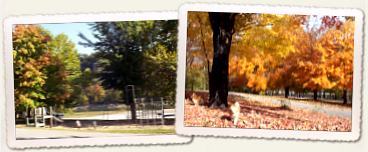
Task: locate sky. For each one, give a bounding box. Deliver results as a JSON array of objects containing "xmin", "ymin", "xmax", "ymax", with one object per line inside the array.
[
  {"xmin": 40, "ymin": 15, "xmax": 347, "ymax": 55},
  {"xmin": 41, "ymin": 23, "xmax": 97, "ymax": 55}
]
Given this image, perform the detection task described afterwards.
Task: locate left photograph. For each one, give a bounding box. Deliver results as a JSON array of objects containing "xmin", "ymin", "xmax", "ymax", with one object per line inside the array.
[{"xmin": 4, "ymin": 12, "xmax": 192, "ymax": 148}]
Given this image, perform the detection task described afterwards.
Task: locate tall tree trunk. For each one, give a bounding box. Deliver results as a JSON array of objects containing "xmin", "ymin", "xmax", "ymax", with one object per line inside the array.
[
  {"xmin": 130, "ymin": 102, "xmax": 136, "ymax": 121},
  {"xmin": 284, "ymin": 87, "xmax": 290, "ymax": 98},
  {"xmin": 124, "ymin": 85, "xmax": 136, "ymax": 120},
  {"xmin": 343, "ymin": 89, "xmax": 348, "ymax": 104},
  {"xmin": 208, "ymin": 12, "xmax": 237, "ymax": 107},
  {"xmin": 313, "ymin": 90, "xmax": 318, "ymax": 101}
]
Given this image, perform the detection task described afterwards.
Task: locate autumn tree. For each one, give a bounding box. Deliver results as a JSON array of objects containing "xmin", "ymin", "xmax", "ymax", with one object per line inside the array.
[
  {"xmin": 291, "ymin": 16, "xmax": 349, "ymax": 101},
  {"xmin": 13, "ymin": 25, "xmax": 51, "ymax": 112},
  {"xmin": 264, "ymin": 15, "xmax": 308, "ymax": 97},
  {"xmin": 187, "ymin": 13, "xmax": 354, "ymax": 104},
  {"xmin": 85, "ymin": 83, "xmax": 106, "ymax": 103},
  {"xmin": 321, "ymin": 19, "xmax": 354, "ymax": 103},
  {"xmin": 227, "ymin": 14, "xmax": 307, "ymax": 97}
]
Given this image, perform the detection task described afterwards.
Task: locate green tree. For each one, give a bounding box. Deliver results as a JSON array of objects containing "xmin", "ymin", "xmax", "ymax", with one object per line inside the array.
[
  {"xmin": 80, "ymin": 20, "xmax": 178, "ymax": 98},
  {"xmin": 80, "ymin": 20, "xmax": 178, "ymax": 119},
  {"xmin": 43, "ymin": 34, "xmax": 81, "ymax": 110},
  {"xmin": 142, "ymin": 44, "xmax": 177, "ymax": 102},
  {"xmin": 79, "ymin": 21, "xmax": 153, "ymax": 90},
  {"xmin": 50, "ymin": 34, "xmax": 81, "ymax": 81}
]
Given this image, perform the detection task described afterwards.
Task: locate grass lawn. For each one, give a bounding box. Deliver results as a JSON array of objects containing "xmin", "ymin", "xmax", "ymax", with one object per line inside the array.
[
  {"xmin": 94, "ymin": 127, "xmax": 175, "ymax": 134},
  {"xmin": 16, "ymin": 125, "xmax": 175, "ymax": 135},
  {"xmin": 63, "ymin": 110, "xmax": 126, "ymax": 118},
  {"xmin": 63, "ymin": 104, "xmax": 128, "ymax": 118}
]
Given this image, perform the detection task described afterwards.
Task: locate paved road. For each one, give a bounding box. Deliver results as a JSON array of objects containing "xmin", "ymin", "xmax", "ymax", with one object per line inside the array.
[
  {"xmin": 15, "ymin": 128, "xmax": 191, "ymax": 148},
  {"xmin": 16, "ymin": 128, "xmax": 149, "ymax": 140},
  {"xmin": 229, "ymin": 92, "xmax": 352, "ymax": 118}
]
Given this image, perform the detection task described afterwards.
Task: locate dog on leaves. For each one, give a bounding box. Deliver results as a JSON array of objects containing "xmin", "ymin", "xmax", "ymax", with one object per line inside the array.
[
  {"xmin": 191, "ymin": 93, "xmax": 203, "ymax": 106},
  {"xmin": 185, "ymin": 92, "xmax": 204, "ymax": 106},
  {"xmin": 230, "ymin": 102, "xmax": 240, "ymax": 125}
]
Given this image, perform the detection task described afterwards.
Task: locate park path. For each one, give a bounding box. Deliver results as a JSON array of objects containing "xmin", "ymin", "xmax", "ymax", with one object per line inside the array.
[
  {"xmin": 229, "ymin": 92, "xmax": 352, "ymax": 118},
  {"xmin": 16, "ymin": 127, "xmax": 147, "ymax": 140}
]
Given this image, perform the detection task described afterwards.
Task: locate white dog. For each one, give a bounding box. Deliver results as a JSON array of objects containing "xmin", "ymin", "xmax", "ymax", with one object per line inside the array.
[{"xmin": 230, "ymin": 102, "xmax": 240, "ymax": 125}]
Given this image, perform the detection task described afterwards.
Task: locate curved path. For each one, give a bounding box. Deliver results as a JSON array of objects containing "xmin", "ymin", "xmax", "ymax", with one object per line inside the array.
[{"xmin": 229, "ymin": 92, "xmax": 352, "ymax": 118}]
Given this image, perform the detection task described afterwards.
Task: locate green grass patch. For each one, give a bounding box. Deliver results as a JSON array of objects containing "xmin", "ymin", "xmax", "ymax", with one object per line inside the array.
[
  {"xmin": 95, "ymin": 128, "xmax": 175, "ymax": 134},
  {"xmin": 63, "ymin": 104, "xmax": 129, "ymax": 118},
  {"xmin": 63, "ymin": 110, "xmax": 125, "ymax": 118},
  {"xmin": 17, "ymin": 125, "xmax": 175, "ymax": 135}
]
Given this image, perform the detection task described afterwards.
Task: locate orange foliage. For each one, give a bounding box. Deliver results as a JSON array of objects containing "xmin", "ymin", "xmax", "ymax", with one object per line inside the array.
[
  {"xmin": 292, "ymin": 19, "xmax": 354, "ymax": 92},
  {"xmin": 187, "ymin": 12, "xmax": 354, "ymax": 95}
]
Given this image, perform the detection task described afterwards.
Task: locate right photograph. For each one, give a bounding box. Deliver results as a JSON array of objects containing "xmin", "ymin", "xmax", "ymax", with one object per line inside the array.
[
  {"xmin": 185, "ymin": 11, "xmax": 353, "ymax": 131},
  {"xmin": 177, "ymin": 4, "xmax": 363, "ymax": 140}
]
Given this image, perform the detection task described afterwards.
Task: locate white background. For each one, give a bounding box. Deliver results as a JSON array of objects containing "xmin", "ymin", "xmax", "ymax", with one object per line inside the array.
[{"xmin": 1, "ymin": 0, "xmax": 367, "ymax": 152}]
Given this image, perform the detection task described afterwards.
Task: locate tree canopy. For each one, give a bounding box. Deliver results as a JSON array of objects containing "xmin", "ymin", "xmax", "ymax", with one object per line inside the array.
[
  {"xmin": 80, "ymin": 20, "xmax": 178, "ymax": 104},
  {"xmin": 13, "ymin": 25, "xmax": 82, "ymax": 111},
  {"xmin": 13, "ymin": 25, "xmax": 52, "ymax": 111},
  {"xmin": 13, "ymin": 20, "xmax": 179, "ymax": 114},
  {"xmin": 186, "ymin": 12, "xmax": 354, "ymax": 104}
]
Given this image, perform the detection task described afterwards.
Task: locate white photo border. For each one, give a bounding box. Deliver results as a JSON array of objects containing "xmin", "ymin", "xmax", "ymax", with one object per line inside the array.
[
  {"xmin": 4, "ymin": 11, "xmax": 193, "ymax": 149},
  {"xmin": 175, "ymin": 3, "xmax": 364, "ymax": 141}
]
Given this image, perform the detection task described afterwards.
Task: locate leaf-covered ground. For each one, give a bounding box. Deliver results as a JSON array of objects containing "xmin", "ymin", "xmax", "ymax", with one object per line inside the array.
[{"xmin": 184, "ymin": 91, "xmax": 351, "ymax": 132}]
